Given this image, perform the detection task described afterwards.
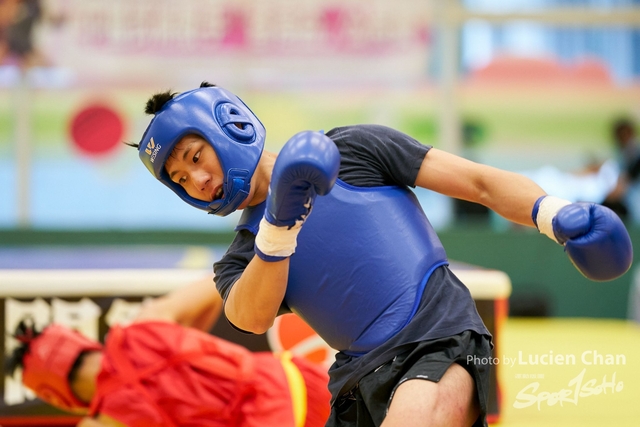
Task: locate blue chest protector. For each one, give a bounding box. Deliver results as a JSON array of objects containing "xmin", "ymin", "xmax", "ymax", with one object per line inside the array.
[{"xmin": 236, "ymin": 179, "xmax": 448, "ymax": 356}]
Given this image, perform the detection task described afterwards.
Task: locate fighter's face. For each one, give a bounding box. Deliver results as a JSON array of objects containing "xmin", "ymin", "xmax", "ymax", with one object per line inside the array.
[{"xmin": 164, "ymin": 135, "xmax": 225, "ymax": 203}]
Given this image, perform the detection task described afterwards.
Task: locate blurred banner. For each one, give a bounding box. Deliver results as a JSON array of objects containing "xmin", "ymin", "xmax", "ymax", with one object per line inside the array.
[
  {"xmin": 0, "ymin": 0, "xmax": 639, "ymax": 230},
  {"xmin": 33, "ymin": 0, "xmax": 432, "ymax": 86}
]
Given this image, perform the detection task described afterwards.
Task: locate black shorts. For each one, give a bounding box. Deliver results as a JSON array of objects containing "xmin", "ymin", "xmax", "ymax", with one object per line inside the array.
[{"xmin": 327, "ymin": 330, "xmax": 492, "ymax": 427}]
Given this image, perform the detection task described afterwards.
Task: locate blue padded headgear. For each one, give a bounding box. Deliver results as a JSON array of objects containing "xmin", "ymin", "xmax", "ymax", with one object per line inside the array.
[{"xmin": 138, "ymin": 86, "xmax": 265, "ymax": 216}]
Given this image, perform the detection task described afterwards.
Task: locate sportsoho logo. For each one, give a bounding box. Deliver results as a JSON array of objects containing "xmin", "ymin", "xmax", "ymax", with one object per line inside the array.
[{"xmin": 145, "ymin": 137, "xmax": 162, "ymax": 163}]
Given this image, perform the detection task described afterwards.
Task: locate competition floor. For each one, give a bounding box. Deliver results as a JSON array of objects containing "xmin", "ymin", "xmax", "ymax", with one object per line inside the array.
[
  {"xmin": 1, "ymin": 246, "xmax": 639, "ymax": 425},
  {"xmin": 492, "ymin": 318, "xmax": 640, "ymax": 426}
]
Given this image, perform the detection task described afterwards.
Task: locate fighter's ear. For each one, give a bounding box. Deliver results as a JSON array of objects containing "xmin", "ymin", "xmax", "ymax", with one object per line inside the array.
[{"xmin": 145, "ymin": 91, "xmax": 177, "ymax": 115}]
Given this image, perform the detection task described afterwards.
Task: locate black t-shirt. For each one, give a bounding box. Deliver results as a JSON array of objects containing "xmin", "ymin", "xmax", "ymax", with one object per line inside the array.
[
  {"xmin": 213, "ymin": 124, "xmax": 490, "ymax": 401},
  {"xmin": 214, "ymin": 124, "xmax": 429, "ymax": 301}
]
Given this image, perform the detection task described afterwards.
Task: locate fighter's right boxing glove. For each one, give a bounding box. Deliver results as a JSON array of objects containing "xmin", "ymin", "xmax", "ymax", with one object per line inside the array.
[
  {"xmin": 255, "ymin": 131, "xmax": 340, "ymax": 262},
  {"xmin": 532, "ymin": 195, "xmax": 633, "ymax": 281}
]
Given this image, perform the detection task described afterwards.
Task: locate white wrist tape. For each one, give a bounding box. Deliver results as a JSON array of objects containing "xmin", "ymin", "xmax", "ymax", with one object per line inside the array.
[
  {"xmin": 255, "ymin": 218, "xmax": 303, "ymax": 258},
  {"xmin": 536, "ymin": 196, "xmax": 571, "ymax": 244}
]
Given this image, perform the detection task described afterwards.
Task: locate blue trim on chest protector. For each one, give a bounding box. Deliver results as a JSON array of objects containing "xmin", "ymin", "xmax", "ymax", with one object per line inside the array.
[{"xmin": 236, "ymin": 179, "xmax": 448, "ymax": 356}]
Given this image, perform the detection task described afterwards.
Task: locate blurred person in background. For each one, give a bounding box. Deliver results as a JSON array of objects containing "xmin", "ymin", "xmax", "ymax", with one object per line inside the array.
[
  {"xmin": 0, "ymin": 0, "xmax": 18, "ymax": 62},
  {"xmin": 7, "ymin": 276, "xmax": 331, "ymax": 427},
  {"xmin": 603, "ymin": 118, "xmax": 640, "ymax": 224},
  {"xmin": 0, "ymin": 0, "xmax": 62, "ymax": 69},
  {"xmin": 130, "ymin": 83, "xmax": 632, "ymax": 427}
]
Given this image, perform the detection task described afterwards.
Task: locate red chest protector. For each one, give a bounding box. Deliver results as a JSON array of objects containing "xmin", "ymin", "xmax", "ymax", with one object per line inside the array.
[{"xmin": 90, "ymin": 321, "xmax": 296, "ymax": 427}]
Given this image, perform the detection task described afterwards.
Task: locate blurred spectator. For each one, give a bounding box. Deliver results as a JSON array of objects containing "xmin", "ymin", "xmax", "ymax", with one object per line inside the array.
[
  {"xmin": 0, "ymin": 0, "xmax": 18, "ymax": 60},
  {"xmin": 490, "ymin": 146, "xmax": 620, "ymax": 232},
  {"xmin": 520, "ymin": 159, "xmax": 619, "ymax": 205},
  {"xmin": 602, "ymin": 118, "xmax": 640, "ymax": 224},
  {"xmin": 453, "ymin": 119, "xmax": 623, "ymax": 228},
  {"xmin": 0, "ymin": 0, "xmax": 61, "ymax": 69}
]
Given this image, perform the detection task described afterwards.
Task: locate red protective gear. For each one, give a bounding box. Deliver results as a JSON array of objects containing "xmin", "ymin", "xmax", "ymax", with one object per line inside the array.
[
  {"xmin": 90, "ymin": 321, "xmax": 330, "ymax": 427},
  {"xmin": 21, "ymin": 324, "xmax": 102, "ymax": 412}
]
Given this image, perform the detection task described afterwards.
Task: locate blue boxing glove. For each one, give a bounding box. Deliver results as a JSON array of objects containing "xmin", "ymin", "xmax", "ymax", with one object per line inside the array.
[
  {"xmin": 255, "ymin": 131, "xmax": 340, "ymax": 262},
  {"xmin": 532, "ymin": 195, "xmax": 633, "ymax": 281}
]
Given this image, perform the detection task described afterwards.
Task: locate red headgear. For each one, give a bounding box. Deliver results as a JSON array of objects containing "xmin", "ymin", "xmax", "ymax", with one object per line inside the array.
[{"xmin": 21, "ymin": 324, "xmax": 102, "ymax": 412}]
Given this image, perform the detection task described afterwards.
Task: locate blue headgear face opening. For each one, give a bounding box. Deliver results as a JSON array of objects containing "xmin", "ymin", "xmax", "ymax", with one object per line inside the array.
[{"xmin": 138, "ymin": 86, "xmax": 266, "ymax": 216}]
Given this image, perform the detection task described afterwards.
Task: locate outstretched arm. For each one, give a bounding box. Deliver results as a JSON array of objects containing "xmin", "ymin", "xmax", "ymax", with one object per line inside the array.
[
  {"xmin": 135, "ymin": 275, "xmax": 222, "ymax": 331},
  {"xmin": 416, "ymin": 148, "xmax": 546, "ymax": 226},
  {"xmin": 418, "ymin": 148, "xmax": 632, "ymax": 281}
]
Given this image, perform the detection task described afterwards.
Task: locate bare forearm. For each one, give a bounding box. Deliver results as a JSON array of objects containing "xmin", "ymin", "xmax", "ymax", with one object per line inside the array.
[
  {"xmin": 417, "ymin": 148, "xmax": 546, "ymax": 227},
  {"xmin": 474, "ymin": 168, "xmax": 547, "ymax": 226},
  {"xmin": 135, "ymin": 275, "xmax": 222, "ymax": 329},
  {"xmin": 224, "ymin": 257, "xmax": 289, "ymax": 334}
]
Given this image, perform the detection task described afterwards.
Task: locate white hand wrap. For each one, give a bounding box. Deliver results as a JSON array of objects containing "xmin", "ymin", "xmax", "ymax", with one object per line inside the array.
[
  {"xmin": 536, "ymin": 196, "xmax": 571, "ymax": 244},
  {"xmin": 255, "ymin": 218, "xmax": 303, "ymax": 258}
]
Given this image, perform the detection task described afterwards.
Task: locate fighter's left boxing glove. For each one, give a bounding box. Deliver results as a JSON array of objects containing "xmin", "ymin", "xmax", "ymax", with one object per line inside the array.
[
  {"xmin": 255, "ymin": 131, "xmax": 340, "ymax": 262},
  {"xmin": 532, "ymin": 195, "xmax": 633, "ymax": 281}
]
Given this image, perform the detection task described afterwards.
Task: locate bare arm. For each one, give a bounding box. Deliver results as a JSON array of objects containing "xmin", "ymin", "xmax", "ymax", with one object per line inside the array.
[
  {"xmin": 134, "ymin": 275, "xmax": 222, "ymax": 331},
  {"xmin": 416, "ymin": 148, "xmax": 547, "ymax": 226},
  {"xmin": 224, "ymin": 257, "xmax": 290, "ymax": 334},
  {"xmin": 77, "ymin": 415, "xmax": 127, "ymax": 427}
]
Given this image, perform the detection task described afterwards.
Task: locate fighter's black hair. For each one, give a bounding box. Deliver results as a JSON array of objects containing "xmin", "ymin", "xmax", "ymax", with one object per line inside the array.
[
  {"xmin": 144, "ymin": 90, "xmax": 177, "ymax": 115},
  {"xmin": 144, "ymin": 81, "xmax": 216, "ymax": 116},
  {"xmin": 126, "ymin": 81, "xmax": 217, "ymax": 150},
  {"xmin": 5, "ymin": 320, "xmax": 91, "ymax": 388},
  {"xmin": 5, "ymin": 318, "xmax": 40, "ymax": 376}
]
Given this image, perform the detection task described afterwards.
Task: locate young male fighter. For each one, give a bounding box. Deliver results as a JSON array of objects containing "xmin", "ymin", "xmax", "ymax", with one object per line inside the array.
[
  {"xmin": 133, "ymin": 83, "xmax": 633, "ymax": 427},
  {"xmin": 8, "ymin": 276, "xmax": 331, "ymax": 427}
]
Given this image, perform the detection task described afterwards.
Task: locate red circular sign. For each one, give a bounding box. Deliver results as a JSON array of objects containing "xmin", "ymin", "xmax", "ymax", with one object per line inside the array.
[{"xmin": 70, "ymin": 104, "xmax": 125, "ymax": 156}]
